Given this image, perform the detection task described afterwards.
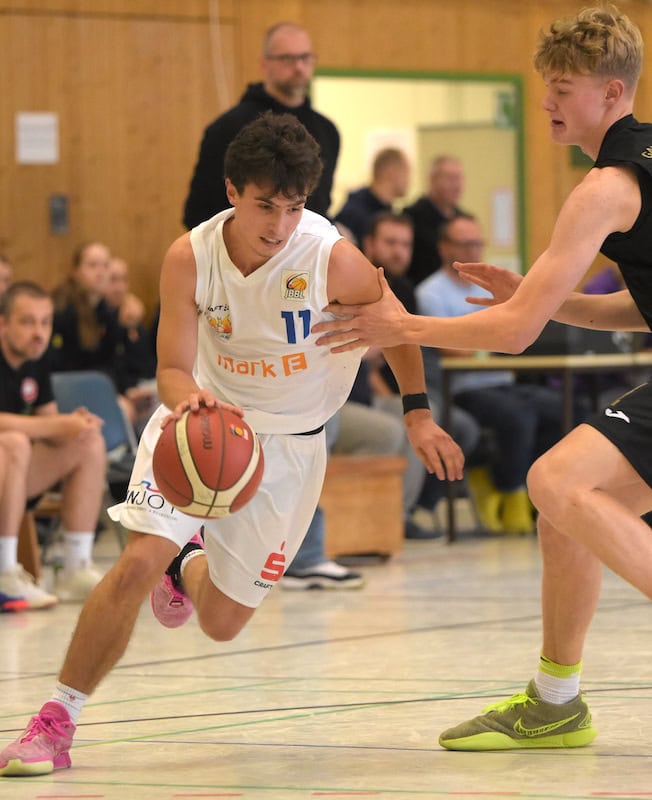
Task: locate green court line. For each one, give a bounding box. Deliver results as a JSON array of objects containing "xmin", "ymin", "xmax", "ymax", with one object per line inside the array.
[{"xmin": 72, "ymin": 698, "xmax": 425, "ymax": 748}]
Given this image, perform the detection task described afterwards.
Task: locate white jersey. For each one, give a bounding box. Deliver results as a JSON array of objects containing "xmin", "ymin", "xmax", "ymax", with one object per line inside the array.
[{"xmin": 190, "ymin": 208, "xmax": 364, "ymax": 434}]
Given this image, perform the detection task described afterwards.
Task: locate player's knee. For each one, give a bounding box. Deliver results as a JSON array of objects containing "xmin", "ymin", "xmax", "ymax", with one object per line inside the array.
[
  {"xmin": 196, "ymin": 594, "xmax": 253, "ymax": 642},
  {"xmin": 528, "ymin": 450, "xmax": 587, "ymax": 526},
  {"xmin": 112, "ymin": 538, "xmax": 175, "ymax": 595},
  {"xmin": 198, "ymin": 614, "xmax": 247, "ymax": 642},
  {"xmin": 527, "ymin": 451, "xmax": 565, "ymax": 516}
]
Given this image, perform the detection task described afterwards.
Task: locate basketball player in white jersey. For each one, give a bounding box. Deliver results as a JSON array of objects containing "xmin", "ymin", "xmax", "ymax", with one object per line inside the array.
[{"xmin": 0, "ymin": 112, "xmax": 464, "ymax": 777}]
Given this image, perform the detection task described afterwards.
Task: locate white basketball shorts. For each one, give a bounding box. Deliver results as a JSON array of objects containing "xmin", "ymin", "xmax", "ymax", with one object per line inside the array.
[{"xmin": 108, "ymin": 405, "xmax": 327, "ymax": 607}]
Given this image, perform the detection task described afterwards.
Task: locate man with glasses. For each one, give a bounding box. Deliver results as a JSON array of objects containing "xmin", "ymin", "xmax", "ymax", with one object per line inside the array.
[
  {"xmin": 183, "ymin": 21, "xmax": 339, "ymax": 228},
  {"xmin": 416, "ymin": 214, "xmax": 576, "ymax": 534},
  {"xmin": 183, "ymin": 22, "xmax": 355, "ymax": 590}
]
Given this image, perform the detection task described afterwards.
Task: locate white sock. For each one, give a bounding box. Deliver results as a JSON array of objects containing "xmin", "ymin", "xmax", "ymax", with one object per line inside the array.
[
  {"xmin": 63, "ymin": 532, "xmax": 95, "ymax": 576},
  {"xmin": 535, "ymin": 654, "xmax": 582, "ymax": 704},
  {"xmin": 0, "ymin": 536, "xmax": 18, "ymax": 573},
  {"xmin": 179, "ymin": 548, "xmax": 206, "ymax": 589},
  {"xmin": 51, "ymin": 682, "xmax": 88, "ymax": 725}
]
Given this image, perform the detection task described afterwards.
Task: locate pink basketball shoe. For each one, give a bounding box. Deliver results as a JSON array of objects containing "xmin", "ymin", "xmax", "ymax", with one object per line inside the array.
[
  {"xmin": 150, "ymin": 531, "xmax": 205, "ymax": 628},
  {"xmin": 0, "ymin": 701, "xmax": 75, "ymax": 776}
]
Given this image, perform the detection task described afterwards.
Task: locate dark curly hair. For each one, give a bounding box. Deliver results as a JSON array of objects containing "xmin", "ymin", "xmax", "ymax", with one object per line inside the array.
[{"xmin": 224, "ymin": 111, "xmax": 323, "ymax": 199}]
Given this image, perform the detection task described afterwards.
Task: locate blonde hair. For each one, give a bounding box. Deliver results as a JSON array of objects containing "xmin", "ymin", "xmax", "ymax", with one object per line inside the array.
[{"xmin": 534, "ymin": 5, "xmax": 643, "ymax": 91}]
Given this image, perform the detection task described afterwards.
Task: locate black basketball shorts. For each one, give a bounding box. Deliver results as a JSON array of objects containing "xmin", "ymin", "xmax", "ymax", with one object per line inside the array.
[{"xmin": 587, "ymin": 381, "xmax": 652, "ymax": 487}]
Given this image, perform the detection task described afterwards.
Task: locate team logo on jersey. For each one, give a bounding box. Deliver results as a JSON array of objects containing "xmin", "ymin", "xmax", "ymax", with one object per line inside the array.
[
  {"xmin": 642, "ymin": 146, "xmax": 652, "ymax": 159},
  {"xmin": 20, "ymin": 378, "xmax": 38, "ymax": 405},
  {"xmin": 205, "ymin": 309, "xmax": 232, "ymax": 338},
  {"xmin": 282, "ymin": 270, "xmax": 309, "ymax": 300}
]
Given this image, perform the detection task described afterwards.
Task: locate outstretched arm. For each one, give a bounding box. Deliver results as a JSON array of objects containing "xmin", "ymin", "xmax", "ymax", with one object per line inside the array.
[
  {"xmin": 459, "ymin": 262, "xmax": 647, "ymax": 330},
  {"xmin": 313, "ymin": 166, "xmax": 647, "ymax": 352}
]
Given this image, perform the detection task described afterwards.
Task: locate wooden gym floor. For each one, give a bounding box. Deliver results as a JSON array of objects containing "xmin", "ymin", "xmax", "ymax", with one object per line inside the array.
[{"xmin": 1, "ymin": 528, "xmax": 651, "ymax": 800}]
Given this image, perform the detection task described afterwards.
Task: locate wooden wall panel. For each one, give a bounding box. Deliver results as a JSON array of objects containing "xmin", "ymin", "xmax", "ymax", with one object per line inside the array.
[
  {"xmin": 1, "ymin": 4, "xmax": 237, "ymax": 311},
  {"xmin": 2, "ymin": 0, "xmax": 652, "ymax": 311},
  {"xmin": 2, "ymin": 1, "xmax": 234, "ymax": 18}
]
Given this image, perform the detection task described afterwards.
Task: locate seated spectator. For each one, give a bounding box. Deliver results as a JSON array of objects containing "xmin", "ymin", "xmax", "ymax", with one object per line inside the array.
[
  {"xmin": 0, "ymin": 282, "xmax": 107, "ymax": 607},
  {"xmin": 403, "ymin": 155, "xmax": 469, "ymax": 286},
  {"xmin": 50, "ymin": 242, "xmax": 118, "ymax": 373},
  {"xmin": 50, "ymin": 242, "xmax": 136, "ymax": 424},
  {"xmin": 0, "ymin": 254, "xmax": 13, "ymax": 301},
  {"xmin": 105, "ymin": 256, "xmax": 158, "ymax": 432},
  {"xmin": 362, "ymin": 212, "xmax": 481, "ymax": 531},
  {"xmin": 416, "ymin": 215, "xmax": 575, "ymax": 534},
  {"xmin": 334, "ymin": 148, "xmax": 410, "ymax": 247}
]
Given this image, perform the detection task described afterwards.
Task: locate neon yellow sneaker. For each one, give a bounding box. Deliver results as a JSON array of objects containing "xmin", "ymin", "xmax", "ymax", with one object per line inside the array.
[
  {"xmin": 439, "ymin": 680, "xmax": 597, "ymax": 750},
  {"xmin": 466, "ymin": 467, "xmax": 502, "ymax": 532},
  {"xmin": 500, "ymin": 488, "xmax": 535, "ymax": 534}
]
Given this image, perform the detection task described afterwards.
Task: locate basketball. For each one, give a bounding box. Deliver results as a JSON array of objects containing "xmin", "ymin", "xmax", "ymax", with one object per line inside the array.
[{"xmin": 152, "ymin": 406, "xmax": 264, "ymax": 518}]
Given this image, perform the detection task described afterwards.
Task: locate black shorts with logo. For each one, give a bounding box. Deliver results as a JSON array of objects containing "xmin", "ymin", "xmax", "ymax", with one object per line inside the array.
[{"xmin": 587, "ymin": 381, "xmax": 652, "ymax": 487}]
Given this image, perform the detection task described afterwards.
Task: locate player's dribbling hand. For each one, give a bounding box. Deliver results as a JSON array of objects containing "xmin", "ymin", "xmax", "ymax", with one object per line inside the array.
[
  {"xmin": 162, "ymin": 391, "xmax": 244, "ymax": 429},
  {"xmin": 312, "ymin": 269, "xmax": 411, "ymax": 352},
  {"xmin": 454, "ymin": 261, "xmax": 523, "ymax": 306}
]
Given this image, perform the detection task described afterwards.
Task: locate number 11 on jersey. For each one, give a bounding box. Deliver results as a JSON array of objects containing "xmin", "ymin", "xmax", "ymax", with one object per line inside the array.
[{"xmin": 281, "ymin": 310, "xmax": 311, "ymax": 344}]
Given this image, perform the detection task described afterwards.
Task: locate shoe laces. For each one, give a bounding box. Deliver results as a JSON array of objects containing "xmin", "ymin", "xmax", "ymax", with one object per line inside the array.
[
  {"xmin": 482, "ymin": 692, "xmax": 537, "ymax": 714},
  {"xmin": 21, "ymin": 711, "xmax": 69, "ymax": 744}
]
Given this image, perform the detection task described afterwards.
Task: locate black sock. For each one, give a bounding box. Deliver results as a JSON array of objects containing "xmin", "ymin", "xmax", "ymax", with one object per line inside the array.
[{"xmin": 166, "ymin": 528, "xmax": 204, "ymax": 588}]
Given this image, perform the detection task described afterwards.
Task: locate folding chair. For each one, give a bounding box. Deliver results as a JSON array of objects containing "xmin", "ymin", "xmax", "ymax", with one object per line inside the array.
[
  {"xmin": 50, "ymin": 370, "xmax": 141, "ymax": 549},
  {"xmin": 51, "ymin": 370, "xmax": 138, "ymax": 457}
]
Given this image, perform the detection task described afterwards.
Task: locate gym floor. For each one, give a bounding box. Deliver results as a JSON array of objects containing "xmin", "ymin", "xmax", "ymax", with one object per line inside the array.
[{"xmin": 1, "ymin": 527, "xmax": 650, "ymax": 800}]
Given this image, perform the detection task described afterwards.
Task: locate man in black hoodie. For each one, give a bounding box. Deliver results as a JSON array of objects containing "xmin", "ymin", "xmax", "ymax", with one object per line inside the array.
[
  {"xmin": 184, "ymin": 23, "xmax": 353, "ymax": 589},
  {"xmin": 182, "ymin": 21, "xmax": 340, "ymax": 228}
]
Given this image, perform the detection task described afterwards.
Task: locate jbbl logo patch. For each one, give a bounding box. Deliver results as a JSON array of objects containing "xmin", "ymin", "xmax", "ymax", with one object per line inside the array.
[{"xmin": 282, "ymin": 270, "xmax": 309, "ymax": 300}]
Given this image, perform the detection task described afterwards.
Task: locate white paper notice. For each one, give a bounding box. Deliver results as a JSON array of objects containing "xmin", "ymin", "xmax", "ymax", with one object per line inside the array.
[
  {"xmin": 491, "ymin": 188, "xmax": 514, "ymax": 247},
  {"xmin": 16, "ymin": 112, "xmax": 59, "ymax": 164}
]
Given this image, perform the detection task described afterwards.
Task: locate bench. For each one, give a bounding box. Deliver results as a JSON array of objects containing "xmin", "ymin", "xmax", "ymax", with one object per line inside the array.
[{"xmin": 320, "ymin": 454, "xmax": 406, "ymax": 559}]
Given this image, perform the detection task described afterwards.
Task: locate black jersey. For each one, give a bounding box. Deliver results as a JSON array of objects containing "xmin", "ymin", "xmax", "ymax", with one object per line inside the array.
[
  {"xmin": 595, "ymin": 114, "xmax": 652, "ymax": 330},
  {"xmin": 0, "ymin": 348, "xmax": 54, "ymax": 415}
]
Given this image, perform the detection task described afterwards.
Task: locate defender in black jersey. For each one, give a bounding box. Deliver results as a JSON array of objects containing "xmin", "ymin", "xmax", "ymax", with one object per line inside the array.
[{"xmin": 314, "ymin": 5, "xmax": 652, "ymax": 750}]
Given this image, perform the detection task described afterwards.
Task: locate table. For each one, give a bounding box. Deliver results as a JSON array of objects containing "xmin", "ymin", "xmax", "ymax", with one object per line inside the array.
[{"xmin": 440, "ymin": 351, "xmax": 652, "ymax": 542}]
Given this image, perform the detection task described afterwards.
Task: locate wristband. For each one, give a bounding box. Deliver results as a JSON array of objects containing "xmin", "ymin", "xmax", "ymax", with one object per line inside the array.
[{"xmin": 402, "ymin": 392, "xmax": 430, "ymax": 414}]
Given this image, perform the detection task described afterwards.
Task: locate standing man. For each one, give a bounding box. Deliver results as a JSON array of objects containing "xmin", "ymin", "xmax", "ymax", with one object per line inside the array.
[
  {"xmin": 183, "ymin": 21, "xmax": 339, "ymax": 228},
  {"xmin": 0, "ymin": 114, "xmax": 462, "ymax": 776},
  {"xmin": 403, "ymin": 155, "xmax": 468, "ymax": 286},
  {"xmin": 184, "ymin": 22, "xmax": 347, "ymax": 585},
  {"xmin": 314, "ymin": 5, "xmax": 652, "ymax": 750}
]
